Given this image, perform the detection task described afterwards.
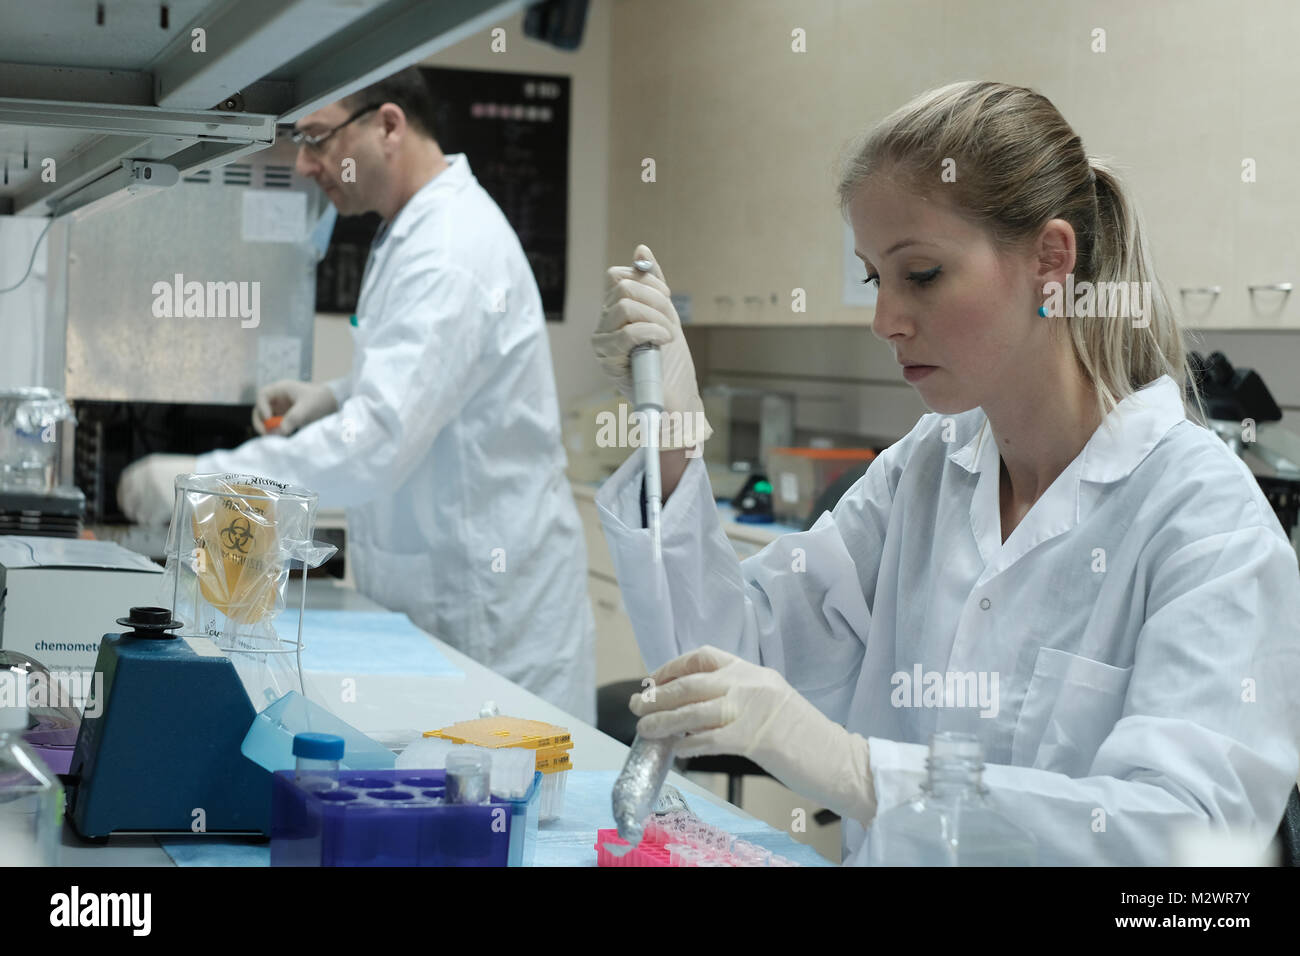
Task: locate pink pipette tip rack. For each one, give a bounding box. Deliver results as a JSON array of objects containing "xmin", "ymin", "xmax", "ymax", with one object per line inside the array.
[
  {"xmin": 595, "ymin": 818, "xmax": 798, "ymax": 867},
  {"xmin": 595, "ymin": 830, "xmax": 673, "ymax": 867}
]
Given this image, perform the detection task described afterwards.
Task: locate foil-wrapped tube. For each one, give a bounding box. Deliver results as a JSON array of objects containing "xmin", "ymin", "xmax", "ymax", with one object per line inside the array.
[{"xmin": 612, "ymin": 734, "xmax": 677, "ymax": 846}]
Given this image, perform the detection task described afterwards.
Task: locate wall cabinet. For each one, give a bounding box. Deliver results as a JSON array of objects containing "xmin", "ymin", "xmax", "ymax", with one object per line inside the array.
[{"xmin": 608, "ymin": 0, "xmax": 1300, "ymax": 330}]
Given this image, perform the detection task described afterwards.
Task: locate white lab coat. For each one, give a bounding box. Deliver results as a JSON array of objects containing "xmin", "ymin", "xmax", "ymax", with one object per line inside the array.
[
  {"xmin": 198, "ymin": 154, "xmax": 596, "ymax": 723},
  {"xmin": 596, "ymin": 375, "xmax": 1300, "ymax": 864}
]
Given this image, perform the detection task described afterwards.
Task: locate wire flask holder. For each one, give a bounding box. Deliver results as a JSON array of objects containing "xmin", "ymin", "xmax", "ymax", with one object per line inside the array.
[{"xmin": 164, "ymin": 473, "xmax": 337, "ymax": 708}]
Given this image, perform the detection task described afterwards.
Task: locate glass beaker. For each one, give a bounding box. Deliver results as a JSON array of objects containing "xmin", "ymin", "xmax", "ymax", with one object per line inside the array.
[{"xmin": 0, "ymin": 388, "xmax": 74, "ymax": 494}]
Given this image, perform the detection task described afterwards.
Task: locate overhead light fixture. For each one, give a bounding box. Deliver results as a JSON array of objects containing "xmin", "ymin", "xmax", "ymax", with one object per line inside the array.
[{"xmin": 52, "ymin": 160, "xmax": 180, "ymax": 220}]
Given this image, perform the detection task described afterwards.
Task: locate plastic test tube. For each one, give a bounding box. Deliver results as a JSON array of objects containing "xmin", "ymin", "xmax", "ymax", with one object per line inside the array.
[
  {"xmin": 687, "ymin": 823, "xmax": 713, "ymax": 847},
  {"xmin": 445, "ymin": 748, "xmax": 492, "ymax": 805},
  {"xmin": 293, "ymin": 732, "xmax": 344, "ymax": 793},
  {"xmin": 733, "ymin": 841, "xmax": 772, "ymax": 866},
  {"xmin": 677, "ymin": 846, "xmax": 703, "ymax": 867},
  {"xmin": 703, "ymin": 828, "xmax": 732, "ymax": 853}
]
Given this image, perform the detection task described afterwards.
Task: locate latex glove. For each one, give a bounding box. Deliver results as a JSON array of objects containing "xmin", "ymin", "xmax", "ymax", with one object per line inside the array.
[
  {"xmin": 252, "ymin": 380, "xmax": 338, "ymax": 437},
  {"xmin": 117, "ymin": 453, "xmax": 198, "ymax": 525},
  {"xmin": 592, "ymin": 244, "xmax": 713, "ymax": 450},
  {"xmin": 630, "ymin": 645, "xmax": 878, "ymax": 826}
]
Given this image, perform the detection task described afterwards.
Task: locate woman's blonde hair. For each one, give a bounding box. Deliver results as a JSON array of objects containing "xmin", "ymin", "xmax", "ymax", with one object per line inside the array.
[{"xmin": 836, "ymin": 80, "xmax": 1200, "ymax": 422}]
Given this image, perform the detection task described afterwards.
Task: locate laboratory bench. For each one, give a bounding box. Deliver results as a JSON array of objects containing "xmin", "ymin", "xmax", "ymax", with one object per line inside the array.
[{"xmin": 54, "ymin": 578, "xmax": 782, "ymax": 867}]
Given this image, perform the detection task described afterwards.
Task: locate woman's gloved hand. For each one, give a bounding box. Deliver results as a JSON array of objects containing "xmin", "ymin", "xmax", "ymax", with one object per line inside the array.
[
  {"xmin": 253, "ymin": 380, "xmax": 338, "ymax": 437},
  {"xmin": 117, "ymin": 453, "xmax": 198, "ymax": 525},
  {"xmin": 630, "ymin": 645, "xmax": 878, "ymax": 826},
  {"xmin": 592, "ymin": 244, "xmax": 712, "ymax": 450}
]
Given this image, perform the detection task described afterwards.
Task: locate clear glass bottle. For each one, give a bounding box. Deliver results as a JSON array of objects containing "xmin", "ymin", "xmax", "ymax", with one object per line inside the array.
[
  {"xmin": 0, "ymin": 671, "xmax": 63, "ymax": 866},
  {"xmin": 868, "ymin": 732, "xmax": 1037, "ymax": 866},
  {"xmin": 292, "ymin": 732, "xmax": 344, "ymax": 793}
]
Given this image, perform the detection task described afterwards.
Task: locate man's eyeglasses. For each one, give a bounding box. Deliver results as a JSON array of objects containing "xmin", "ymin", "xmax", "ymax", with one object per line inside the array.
[{"xmin": 290, "ymin": 104, "xmax": 379, "ymax": 151}]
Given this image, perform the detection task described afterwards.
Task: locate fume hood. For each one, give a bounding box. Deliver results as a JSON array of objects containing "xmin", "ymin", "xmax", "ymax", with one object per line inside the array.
[{"xmin": 0, "ymin": 0, "xmax": 529, "ymax": 218}]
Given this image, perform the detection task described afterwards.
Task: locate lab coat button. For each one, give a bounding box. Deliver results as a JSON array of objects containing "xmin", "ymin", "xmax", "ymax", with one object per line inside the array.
[{"xmin": 979, "ymin": 597, "xmax": 991, "ymax": 610}]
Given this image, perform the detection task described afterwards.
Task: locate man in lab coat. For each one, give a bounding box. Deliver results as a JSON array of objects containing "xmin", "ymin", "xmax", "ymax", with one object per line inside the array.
[{"xmin": 119, "ymin": 68, "xmax": 596, "ymax": 723}]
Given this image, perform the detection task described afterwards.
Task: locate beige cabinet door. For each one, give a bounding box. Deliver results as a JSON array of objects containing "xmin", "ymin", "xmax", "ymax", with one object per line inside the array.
[
  {"xmin": 573, "ymin": 492, "xmax": 616, "ymax": 579},
  {"xmin": 611, "ymin": 0, "xmax": 839, "ymax": 326},
  {"xmin": 1234, "ymin": 0, "xmax": 1300, "ymax": 330},
  {"xmin": 588, "ymin": 574, "xmax": 648, "ymax": 687},
  {"xmin": 606, "ymin": 0, "xmax": 679, "ymax": 291},
  {"xmin": 610, "ymin": 0, "xmax": 1296, "ymax": 331},
  {"xmin": 1056, "ymin": 1, "xmax": 1241, "ymax": 330}
]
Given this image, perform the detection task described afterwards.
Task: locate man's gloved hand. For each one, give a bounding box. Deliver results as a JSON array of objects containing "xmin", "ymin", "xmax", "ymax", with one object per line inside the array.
[
  {"xmin": 252, "ymin": 380, "xmax": 338, "ymax": 437},
  {"xmin": 630, "ymin": 645, "xmax": 878, "ymax": 826},
  {"xmin": 592, "ymin": 244, "xmax": 712, "ymax": 450},
  {"xmin": 116, "ymin": 453, "xmax": 198, "ymax": 525}
]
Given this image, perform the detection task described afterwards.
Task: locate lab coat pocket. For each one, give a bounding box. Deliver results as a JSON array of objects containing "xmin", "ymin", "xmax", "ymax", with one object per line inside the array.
[{"xmin": 1011, "ymin": 647, "xmax": 1132, "ymax": 777}]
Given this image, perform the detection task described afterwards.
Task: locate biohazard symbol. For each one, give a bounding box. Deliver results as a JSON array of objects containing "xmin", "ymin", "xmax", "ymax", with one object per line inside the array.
[{"xmin": 220, "ymin": 516, "xmax": 254, "ymax": 554}]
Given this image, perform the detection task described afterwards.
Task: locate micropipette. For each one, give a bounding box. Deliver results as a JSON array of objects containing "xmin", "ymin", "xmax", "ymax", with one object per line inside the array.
[{"xmin": 630, "ymin": 256, "xmax": 663, "ymax": 562}]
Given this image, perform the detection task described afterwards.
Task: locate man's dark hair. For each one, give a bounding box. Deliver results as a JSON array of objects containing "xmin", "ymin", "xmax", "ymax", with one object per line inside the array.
[{"xmin": 341, "ymin": 66, "xmax": 438, "ymax": 140}]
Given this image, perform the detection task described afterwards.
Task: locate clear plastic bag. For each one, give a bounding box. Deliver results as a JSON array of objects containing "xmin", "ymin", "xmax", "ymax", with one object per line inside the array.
[{"xmin": 160, "ymin": 473, "xmax": 337, "ymax": 709}]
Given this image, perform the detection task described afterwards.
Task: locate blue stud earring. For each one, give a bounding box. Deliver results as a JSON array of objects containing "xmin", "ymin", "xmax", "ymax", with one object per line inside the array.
[{"xmin": 1037, "ymin": 305, "xmax": 1048, "ymax": 317}]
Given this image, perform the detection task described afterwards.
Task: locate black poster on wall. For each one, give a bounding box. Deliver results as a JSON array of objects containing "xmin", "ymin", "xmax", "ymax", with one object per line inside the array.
[
  {"xmin": 314, "ymin": 67, "xmax": 572, "ymax": 322},
  {"xmin": 422, "ymin": 66, "xmax": 571, "ymax": 322},
  {"xmin": 315, "ymin": 211, "xmax": 382, "ymax": 315}
]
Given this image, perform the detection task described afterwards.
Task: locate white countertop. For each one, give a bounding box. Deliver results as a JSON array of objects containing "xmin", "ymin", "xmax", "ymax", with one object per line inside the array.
[{"xmin": 58, "ymin": 578, "xmax": 760, "ymax": 866}]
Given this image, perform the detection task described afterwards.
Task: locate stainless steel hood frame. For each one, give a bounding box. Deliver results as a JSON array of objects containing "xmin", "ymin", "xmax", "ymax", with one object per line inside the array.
[
  {"xmin": 0, "ymin": 0, "xmax": 526, "ymax": 217},
  {"xmin": 0, "ymin": 79, "xmax": 276, "ymax": 215}
]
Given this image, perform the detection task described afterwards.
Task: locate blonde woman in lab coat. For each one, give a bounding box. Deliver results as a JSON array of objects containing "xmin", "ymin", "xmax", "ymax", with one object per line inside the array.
[{"xmin": 591, "ymin": 81, "xmax": 1300, "ymax": 865}]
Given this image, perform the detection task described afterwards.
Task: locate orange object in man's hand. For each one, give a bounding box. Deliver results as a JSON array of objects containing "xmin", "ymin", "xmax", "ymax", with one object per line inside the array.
[{"xmin": 264, "ymin": 416, "xmax": 284, "ymax": 432}]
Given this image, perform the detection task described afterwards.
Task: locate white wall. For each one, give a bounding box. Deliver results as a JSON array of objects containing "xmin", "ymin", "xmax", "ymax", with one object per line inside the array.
[{"xmin": 312, "ymin": 1, "xmax": 613, "ymax": 414}]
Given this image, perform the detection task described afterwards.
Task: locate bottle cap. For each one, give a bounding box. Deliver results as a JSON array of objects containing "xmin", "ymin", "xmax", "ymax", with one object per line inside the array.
[{"xmin": 293, "ymin": 732, "xmax": 344, "ymax": 760}]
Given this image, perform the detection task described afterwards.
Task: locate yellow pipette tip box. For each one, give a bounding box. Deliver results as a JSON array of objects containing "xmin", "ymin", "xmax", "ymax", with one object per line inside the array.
[
  {"xmin": 426, "ymin": 716, "xmax": 573, "ymax": 820},
  {"xmin": 426, "ymin": 716, "xmax": 573, "ymax": 753},
  {"xmin": 426, "ymin": 716, "xmax": 574, "ymax": 774}
]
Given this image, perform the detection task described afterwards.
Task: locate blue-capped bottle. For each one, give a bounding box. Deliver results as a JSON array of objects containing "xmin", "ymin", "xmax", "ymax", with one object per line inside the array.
[
  {"xmin": 293, "ymin": 732, "xmax": 344, "ymax": 793},
  {"xmin": 868, "ymin": 732, "xmax": 1037, "ymax": 866}
]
